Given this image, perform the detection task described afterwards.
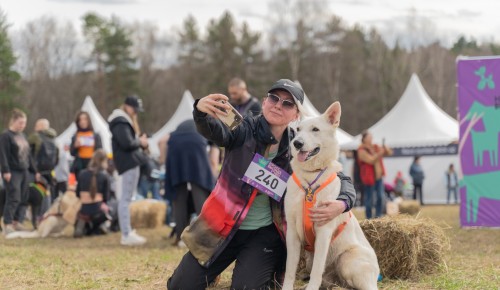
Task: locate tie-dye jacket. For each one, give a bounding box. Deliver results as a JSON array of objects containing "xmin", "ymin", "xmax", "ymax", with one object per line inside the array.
[{"xmin": 181, "ymin": 101, "xmax": 356, "ymax": 267}]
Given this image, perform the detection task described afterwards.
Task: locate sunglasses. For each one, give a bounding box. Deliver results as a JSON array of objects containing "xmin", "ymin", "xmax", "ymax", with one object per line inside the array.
[{"xmin": 267, "ymin": 93, "xmax": 296, "ymax": 110}]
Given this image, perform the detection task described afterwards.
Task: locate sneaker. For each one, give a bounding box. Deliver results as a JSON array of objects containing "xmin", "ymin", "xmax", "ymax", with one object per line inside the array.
[
  {"xmin": 121, "ymin": 230, "xmax": 146, "ymax": 246},
  {"xmin": 3, "ymin": 224, "xmax": 15, "ymax": 236},
  {"xmin": 99, "ymin": 221, "xmax": 111, "ymax": 234}
]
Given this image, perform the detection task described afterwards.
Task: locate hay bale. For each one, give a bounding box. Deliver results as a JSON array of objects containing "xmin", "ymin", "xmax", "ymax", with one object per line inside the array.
[
  {"xmin": 398, "ymin": 200, "xmax": 421, "ymax": 215},
  {"xmin": 360, "ymin": 215, "xmax": 449, "ymax": 280},
  {"xmin": 130, "ymin": 199, "xmax": 166, "ymax": 229}
]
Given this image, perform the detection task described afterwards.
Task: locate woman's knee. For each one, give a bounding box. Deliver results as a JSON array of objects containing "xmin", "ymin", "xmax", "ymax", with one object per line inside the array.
[{"xmin": 167, "ymin": 252, "xmax": 212, "ymax": 290}]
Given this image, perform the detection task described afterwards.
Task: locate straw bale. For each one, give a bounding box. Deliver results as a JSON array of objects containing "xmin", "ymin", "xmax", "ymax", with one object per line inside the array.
[
  {"xmin": 130, "ymin": 199, "xmax": 166, "ymax": 228},
  {"xmin": 360, "ymin": 215, "xmax": 449, "ymax": 280},
  {"xmin": 398, "ymin": 200, "xmax": 421, "ymax": 215}
]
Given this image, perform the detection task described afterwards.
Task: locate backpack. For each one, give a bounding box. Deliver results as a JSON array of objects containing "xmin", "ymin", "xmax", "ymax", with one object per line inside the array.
[{"xmin": 36, "ymin": 134, "xmax": 58, "ymax": 172}]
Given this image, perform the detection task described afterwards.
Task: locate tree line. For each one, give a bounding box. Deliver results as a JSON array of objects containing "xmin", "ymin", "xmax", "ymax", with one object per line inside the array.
[{"xmin": 0, "ymin": 3, "xmax": 498, "ymax": 136}]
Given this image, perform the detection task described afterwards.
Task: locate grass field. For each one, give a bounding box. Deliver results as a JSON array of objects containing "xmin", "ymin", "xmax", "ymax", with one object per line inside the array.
[{"xmin": 1, "ymin": 205, "xmax": 499, "ymax": 289}]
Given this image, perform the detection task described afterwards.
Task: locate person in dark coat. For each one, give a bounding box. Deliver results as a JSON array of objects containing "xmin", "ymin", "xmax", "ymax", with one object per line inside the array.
[
  {"xmin": 0, "ymin": 109, "xmax": 40, "ymax": 235},
  {"xmin": 227, "ymin": 77, "xmax": 262, "ymax": 117},
  {"xmin": 165, "ymin": 119, "xmax": 216, "ymax": 246},
  {"xmin": 108, "ymin": 96, "xmax": 149, "ymax": 246},
  {"xmin": 409, "ymin": 155, "xmax": 425, "ymax": 205}
]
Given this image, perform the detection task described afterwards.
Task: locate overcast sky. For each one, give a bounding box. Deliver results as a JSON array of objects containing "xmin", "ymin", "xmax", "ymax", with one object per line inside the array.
[{"xmin": 2, "ymin": 0, "xmax": 500, "ymax": 47}]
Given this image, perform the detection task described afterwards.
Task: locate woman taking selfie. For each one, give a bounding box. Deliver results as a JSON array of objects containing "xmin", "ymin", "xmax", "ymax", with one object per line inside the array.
[{"xmin": 167, "ymin": 79, "xmax": 356, "ymax": 289}]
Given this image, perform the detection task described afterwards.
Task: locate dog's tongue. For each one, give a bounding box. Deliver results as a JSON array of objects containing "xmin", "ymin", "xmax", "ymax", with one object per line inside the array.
[{"xmin": 297, "ymin": 151, "xmax": 309, "ymax": 162}]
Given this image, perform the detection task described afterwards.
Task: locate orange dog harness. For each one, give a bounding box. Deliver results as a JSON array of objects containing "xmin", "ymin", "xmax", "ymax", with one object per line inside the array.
[{"xmin": 292, "ymin": 172, "xmax": 351, "ymax": 252}]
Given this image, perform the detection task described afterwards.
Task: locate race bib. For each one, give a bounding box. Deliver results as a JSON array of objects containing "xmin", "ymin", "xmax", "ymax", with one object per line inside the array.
[
  {"xmin": 79, "ymin": 135, "xmax": 95, "ymax": 147},
  {"xmin": 242, "ymin": 153, "xmax": 290, "ymax": 202}
]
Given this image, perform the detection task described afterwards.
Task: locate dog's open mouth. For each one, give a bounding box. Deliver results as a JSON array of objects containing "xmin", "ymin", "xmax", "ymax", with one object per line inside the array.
[{"xmin": 297, "ymin": 147, "xmax": 320, "ymax": 162}]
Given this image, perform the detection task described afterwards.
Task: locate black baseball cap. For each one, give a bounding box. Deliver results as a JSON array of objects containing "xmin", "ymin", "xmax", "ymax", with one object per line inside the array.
[
  {"xmin": 267, "ymin": 79, "xmax": 305, "ymax": 105},
  {"xmin": 124, "ymin": 95, "xmax": 144, "ymax": 113}
]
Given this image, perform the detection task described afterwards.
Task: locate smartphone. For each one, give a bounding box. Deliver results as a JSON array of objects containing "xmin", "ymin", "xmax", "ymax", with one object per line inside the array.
[{"xmin": 215, "ymin": 100, "xmax": 243, "ymax": 130}]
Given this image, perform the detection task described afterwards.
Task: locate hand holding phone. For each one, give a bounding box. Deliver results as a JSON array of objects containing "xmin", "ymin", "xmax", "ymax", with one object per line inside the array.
[{"xmin": 215, "ymin": 100, "xmax": 243, "ymax": 130}]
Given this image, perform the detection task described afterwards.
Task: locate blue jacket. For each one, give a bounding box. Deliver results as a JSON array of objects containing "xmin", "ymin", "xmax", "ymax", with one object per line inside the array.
[{"xmin": 409, "ymin": 162, "xmax": 425, "ymax": 185}]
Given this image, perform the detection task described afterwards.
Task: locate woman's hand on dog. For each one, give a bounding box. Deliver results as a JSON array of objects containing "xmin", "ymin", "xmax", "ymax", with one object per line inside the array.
[{"xmin": 309, "ymin": 200, "xmax": 345, "ymax": 226}]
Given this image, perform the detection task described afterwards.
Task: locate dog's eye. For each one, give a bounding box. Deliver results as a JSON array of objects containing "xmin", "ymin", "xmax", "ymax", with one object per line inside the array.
[
  {"xmin": 296, "ymin": 127, "xmax": 300, "ymax": 132},
  {"xmin": 312, "ymin": 127, "xmax": 320, "ymax": 132}
]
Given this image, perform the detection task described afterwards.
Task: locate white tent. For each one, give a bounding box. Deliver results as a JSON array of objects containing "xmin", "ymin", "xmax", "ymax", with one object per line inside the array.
[
  {"xmin": 342, "ymin": 74, "xmax": 458, "ymax": 149},
  {"xmin": 56, "ymin": 96, "xmax": 112, "ymax": 153},
  {"xmin": 148, "ymin": 91, "xmax": 195, "ymax": 157},
  {"xmin": 341, "ymin": 74, "xmax": 459, "ymax": 204}
]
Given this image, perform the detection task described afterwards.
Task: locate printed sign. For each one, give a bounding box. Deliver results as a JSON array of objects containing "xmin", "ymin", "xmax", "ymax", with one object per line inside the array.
[
  {"xmin": 390, "ymin": 144, "xmax": 458, "ymax": 157},
  {"xmin": 457, "ymin": 57, "xmax": 500, "ymax": 227},
  {"xmin": 242, "ymin": 153, "xmax": 290, "ymax": 202}
]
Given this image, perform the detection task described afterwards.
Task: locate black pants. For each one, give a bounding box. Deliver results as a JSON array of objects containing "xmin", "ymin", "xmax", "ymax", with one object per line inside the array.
[
  {"xmin": 55, "ymin": 181, "xmax": 67, "ymax": 198},
  {"xmin": 2, "ymin": 170, "xmax": 29, "ymax": 225},
  {"xmin": 172, "ymin": 183, "xmax": 209, "ymax": 239},
  {"xmin": 167, "ymin": 224, "xmax": 285, "ymax": 290},
  {"xmin": 76, "ymin": 202, "xmax": 108, "ymax": 236},
  {"xmin": 413, "ymin": 183, "xmax": 423, "ymax": 205}
]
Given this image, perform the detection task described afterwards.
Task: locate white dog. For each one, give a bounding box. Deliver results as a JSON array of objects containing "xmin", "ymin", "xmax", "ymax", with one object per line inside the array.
[
  {"xmin": 283, "ymin": 102, "xmax": 379, "ymax": 290},
  {"xmin": 6, "ymin": 191, "xmax": 81, "ymax": 239}
]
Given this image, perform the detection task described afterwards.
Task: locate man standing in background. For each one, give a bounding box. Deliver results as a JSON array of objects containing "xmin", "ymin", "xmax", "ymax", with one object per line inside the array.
[{"xmin": 227, "ymin": 77, "xmax": 261, "ymax": 117}]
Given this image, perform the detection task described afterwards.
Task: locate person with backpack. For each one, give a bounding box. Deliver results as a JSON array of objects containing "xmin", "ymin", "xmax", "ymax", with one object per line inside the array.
[
  {"xmin": 357, "ymin": 130, "xmax": 392, "ymax": 219},
  {"xmin": 0, "ymin": 109, "xmax": 40, "ymax": 235},
  {"xmin": 70, "ymin": 111, "xmax": 103, "ymax": 178},
  {"xmin": 28, "ymin": 119, "xmax": 59, "ymax": 203},
  {"xmin": 108, "ymin": 95, "xmax": 149, "ymax": 246}
]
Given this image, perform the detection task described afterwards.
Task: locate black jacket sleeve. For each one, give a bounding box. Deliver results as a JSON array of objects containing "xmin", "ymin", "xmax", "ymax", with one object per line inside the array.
[
  {"xmin": 70, "ymin": 134, "xmax": 78, "ymax": 157},
  {"xmin": 0, "ymin": 133, "xmax": 11, "ymax": 174},
  {"xmin": 111, "ymin": 123, "xmax": 141, "ymax": 151},
  {"xmin": 28, "ymin": 153, "xmax": 37, "ymax": 174},
  {"xmin": 192, "ymin": 100, "xmax": 247, "ymax": 149},
  {"xmin": 94, "ymin": 133, "xmax": 103, "ymax": 150},
  {"xmin": 336, "ymin": 172, "xmax": 356, "ymax": 212}
]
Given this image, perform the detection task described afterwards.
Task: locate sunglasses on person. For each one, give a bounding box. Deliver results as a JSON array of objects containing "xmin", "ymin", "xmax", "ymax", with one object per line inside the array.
[{"xmin": 267, "ymin": 93, "xmax": 297, "ymax": 110}]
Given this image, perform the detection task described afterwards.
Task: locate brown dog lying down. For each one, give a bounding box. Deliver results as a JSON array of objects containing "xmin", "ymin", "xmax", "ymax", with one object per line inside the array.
[{"xmin": 6, "ymin": 191, "xmax": 81, "ymax": 239}]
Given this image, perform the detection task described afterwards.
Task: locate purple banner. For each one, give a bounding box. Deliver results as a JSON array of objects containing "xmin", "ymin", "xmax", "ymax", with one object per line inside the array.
[{"xmin": 457, "ymin": 57, "xmax": 500, "ymax": 227}]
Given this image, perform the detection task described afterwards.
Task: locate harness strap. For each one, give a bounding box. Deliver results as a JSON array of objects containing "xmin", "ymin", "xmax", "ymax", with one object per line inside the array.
[{"xmin": 292, "ymin": 172, "xmax": 350, "ymax": 252}]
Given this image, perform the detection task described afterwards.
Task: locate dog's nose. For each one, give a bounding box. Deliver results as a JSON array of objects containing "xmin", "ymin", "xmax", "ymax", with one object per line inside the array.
[{"xmin": 293, "ymin": 140, "xmax": 304, "ymax": 150}]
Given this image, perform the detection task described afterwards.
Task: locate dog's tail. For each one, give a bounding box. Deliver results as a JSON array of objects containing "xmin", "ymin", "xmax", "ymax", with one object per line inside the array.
[{"xmin": 5, "ymin": 230, "xmax": 40, "ymax": 239}]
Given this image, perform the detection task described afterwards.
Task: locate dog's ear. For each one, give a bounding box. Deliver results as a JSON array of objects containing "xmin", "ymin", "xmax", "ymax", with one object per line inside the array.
[{"xmin": 324, "ymin": 101, "xmax": 341, "ymax": 127}]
